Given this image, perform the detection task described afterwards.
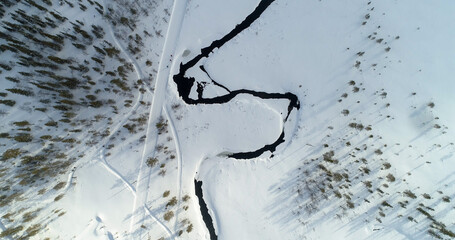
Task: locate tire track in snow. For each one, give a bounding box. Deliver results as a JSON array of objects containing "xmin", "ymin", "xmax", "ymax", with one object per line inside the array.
[
  {"xmin": 98, "ymin": 148, "xmax": 137, "ymax": 195},
  {"xmin": 163, "ymin": 106, "xmax": 184, "ymax": 233},
  {"xmin": 100, "ymin": 12, "xmax": 174, "ymax": 239},
  {"xmin": 144, "ymin": 204, "xmax": 174, "ymax": 238},
  {"xmin": 97, "ymin": 0, "xmax": 174, "ymax": 237},
  {"xmin": 106, "ymin": 11, "xmax": 144, "ymax": 81},
  {"xmin": 130, "ymin": 0, "xmax": 188, "ymax": 238}
]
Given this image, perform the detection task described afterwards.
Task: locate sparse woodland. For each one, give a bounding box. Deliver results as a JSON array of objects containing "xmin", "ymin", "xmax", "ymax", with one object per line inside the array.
[{"xmin": 0, "ymin": 0, "xmax": 187, "ymax": 238}]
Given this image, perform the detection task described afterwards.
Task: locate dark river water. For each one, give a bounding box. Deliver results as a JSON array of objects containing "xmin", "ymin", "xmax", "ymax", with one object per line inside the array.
[{"xmin": 173, "ymin": 0, "xmax": 298, "ymax": 238}]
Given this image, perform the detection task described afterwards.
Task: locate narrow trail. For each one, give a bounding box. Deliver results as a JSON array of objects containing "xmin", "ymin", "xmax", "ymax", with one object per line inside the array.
[
  {"xmin": 98, "ymin": 149, "xmax": 137, "ymax": 195},
  {"xmin": 144, "ymin": 205, "xmax": 174, "ymax": 237},
  {"xmin": 107, "ymin": 14, "xmax": 144, "ymax": 81},
  {"xmin": 63, "ymin": 167, "xmax": 76, "ymax": 192}
]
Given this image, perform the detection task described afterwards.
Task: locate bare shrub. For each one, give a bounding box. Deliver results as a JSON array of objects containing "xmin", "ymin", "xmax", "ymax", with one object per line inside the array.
[
  {"xmin": 146, "ymin": 157, "xmax": 158, "ymax": 167},
  {"xmin": 163, "ymin": 211, "xmax": 174, "ymax": 221}
]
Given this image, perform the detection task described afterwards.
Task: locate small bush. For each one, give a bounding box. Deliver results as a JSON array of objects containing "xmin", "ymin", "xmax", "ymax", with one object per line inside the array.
[
  {"xmin": 437, "ymin": 224, "xmax": 455, "ymax": 238},
  {"xmin": 146, "ymin": 157, "xmax": 158, "ymax": 167},
  {"xmin": 416, "ymin": 207, "xmax": 433, "ymax": 219},
  {"xmin": 341, "ymin": 109, "xmax": 349, "ymax": 116},
  {"xmin": 54, "ymin": 194, "xmax": 64, "ymax": 201},
  {"xmin": 14, "ymin": 134, "xmax": 32, "ymax": 142},
  {"xmin": 0, "ymin": 99, "xmax": 16, "ymax": 106},
  {"xmin": 166, "ymin": 197, "xmax": 177, "ymax": 208},
  {"xmin": 348, "ymin": 122, "xmax": 364, "ymax": 130},
  {"xmin": 171, "ymin": 103, "xmax": 181, "ymax": 110},
  {"xmin": 381, "ymin": 201, "xmax": 392, "ymax": 208},
  {"xmin": 90, "ymin": 101, "xmax": 103, "ymax": 108},
  {"xmin": 21, "ymin": 155, "xmax": 47, "ymax": 165},
  {"xmin": 6, "ymin": 88, "xmax": 34, "ymax": 96},
  {"xmin": 383, "ymin": 162, "xmax": 391, "ymax": 169},
  {"xmin": 163, "ymin": 211, "xmax": 174, "ymax": 221},
  {"xmin": 2, "ymin": 148, "xmax": 21, "ymax": 160},
  {"xmin": 25, "ymin": 224, "xmax": 41, "ymax": 237},
  {"xmin": 14, "ymin": 121, "xmax": 30, "ymax": 126},
  {"xmin": 54, "ymin": 105, "xmax": 71, "ymax": 111},
  {"xmin": 186, "ymin": 224, "xmax": 193, "ymax": 233},
  {"xmin": 183, "ymin": 195, "xmax": 190, "ymax": 202},
  {"xmin": 163, "ymin": 190, "xmax": 170, "ymax": 198},
  {"xmin": 428, "ymin": 229, "xmax": 443, "ymax": 239},
  {"xmin": 123, "ymin": 124, "xmax": 137, "ymax": 134},
  {"xmin": 40, "ymin": 135, "xmax": 52, "ymax": 140},
  {"xmin": 156, "ymin": 117, "xmax": 168, "ymax": 134},
  {"xmin": 38, "ymin": 188, "xmax": 46, "ymax": 195},
  {"xmin": 45, "ymin": 121, "xmax": 58, "ymax": 127},
  {"xmin": 0, "ymin": 133, "xmax": 9, "ymax": 138},
  {"xmin": 53, "ymin": 182, "xmax": 66, "ymax": 190},
  {"xmin": 422, "ymin": 193, "xmax": 431, "ymax": 199},
  {"xmin": 86, "ymin": 95, "xmax": 97, "ymax": 101},
  {"xmin": 104, "ymin": 47, "xmax": 120, "ymax": 57},
  {"xmin": 403, "ymin": 190, "xmax": 417, "ymax": 199},
  {"xmin": 111, "ymin": 79, "xmax": 130, "ymax": 91},
  {"xmin": 0, "ymin": 225, "xmax": 24, "ymax": 238},
  {"xmin": 323, "ymin": 151, "xmax": 338, "ymax": 164},
  {"xmin": 22, "ymin": 211, "xmax": 38, "ymax": 222},
  {"xmin": 62, "ymin": 138, "xmax": 76, "ymax": 143},
  {"xmin": 333, "ymin": 173, "xmax": 343, "ymax": 182},
  {"xmin": 386, "ymin": 173, "xmax": 395, "ymax": 182}
]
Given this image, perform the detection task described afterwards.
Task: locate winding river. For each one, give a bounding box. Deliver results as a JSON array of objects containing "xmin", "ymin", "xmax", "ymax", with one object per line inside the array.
[{"xmin": 173, "ymin": 0, "xmax": 298, "ymax": 238}]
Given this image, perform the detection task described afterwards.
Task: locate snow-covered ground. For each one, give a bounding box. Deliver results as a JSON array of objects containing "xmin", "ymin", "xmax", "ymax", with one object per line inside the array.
[{"xmin": 1, "ymin": 0, "xmax": 454, "ymax": 239}]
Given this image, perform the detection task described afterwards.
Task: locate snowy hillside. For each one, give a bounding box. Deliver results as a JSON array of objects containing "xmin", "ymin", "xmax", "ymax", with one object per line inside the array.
[{"xmin": 1, "ymin": 0, "xmax": 454, "ymax": 239}]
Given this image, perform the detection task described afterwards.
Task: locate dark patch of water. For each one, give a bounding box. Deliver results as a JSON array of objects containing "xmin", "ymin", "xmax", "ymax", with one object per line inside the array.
[
  {"xmin": 176, "ymin": 0, "xmax": 299, "ymax": 238},
  {"xmin": 194, "ymin": 179, "xmax": 217, "ymax": 240}
]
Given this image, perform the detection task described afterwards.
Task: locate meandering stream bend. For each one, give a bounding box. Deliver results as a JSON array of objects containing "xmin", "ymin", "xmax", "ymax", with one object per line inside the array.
[{"xmin": 173, "ymin": 0, "xmax": 299, "ymax": 238}]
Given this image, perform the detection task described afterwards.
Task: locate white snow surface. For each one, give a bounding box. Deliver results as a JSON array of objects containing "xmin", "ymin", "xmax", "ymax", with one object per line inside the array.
[{"xmin": 1, "ymin": 0, "xmax": 455, "ymax": 239}]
